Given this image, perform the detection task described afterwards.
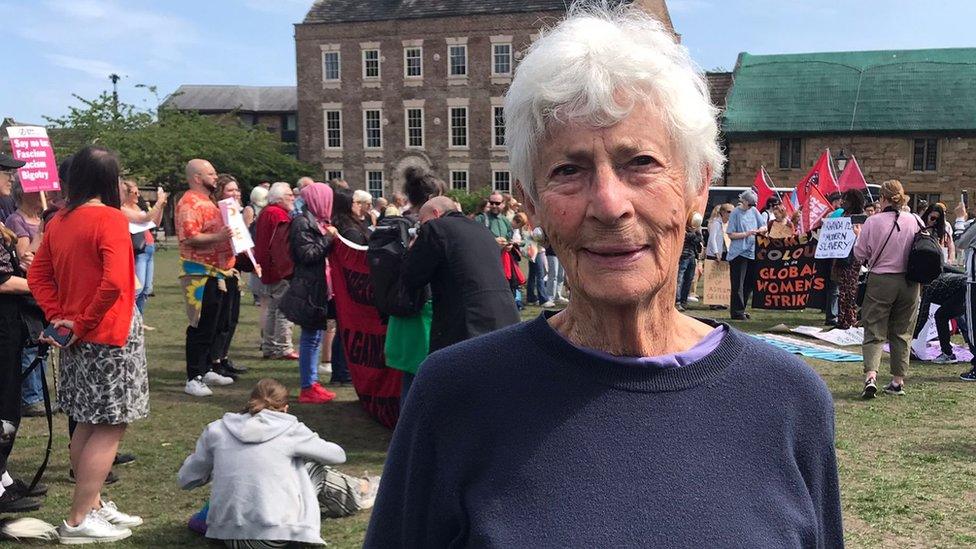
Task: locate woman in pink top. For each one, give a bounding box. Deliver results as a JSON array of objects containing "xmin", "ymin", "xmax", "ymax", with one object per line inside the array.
[{"xmin": 853, "ymin": 180, "xmax": 922, "ymax": 398}]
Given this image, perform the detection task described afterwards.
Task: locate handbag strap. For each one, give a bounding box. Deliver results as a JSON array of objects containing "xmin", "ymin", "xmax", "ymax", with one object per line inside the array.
[
  {"xmin": 866, "ymin": 212, "xmax": 900, "ymax": 273},
  {"xmin": 19, "ymin": 343, "xmax": 53, "ymax": 494}
]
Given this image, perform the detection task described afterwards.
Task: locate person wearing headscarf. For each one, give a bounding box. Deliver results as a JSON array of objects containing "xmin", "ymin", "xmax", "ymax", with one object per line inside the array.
[{"xmin": 281, "ymin": 183, "xmax": 338, "ymax": 404}]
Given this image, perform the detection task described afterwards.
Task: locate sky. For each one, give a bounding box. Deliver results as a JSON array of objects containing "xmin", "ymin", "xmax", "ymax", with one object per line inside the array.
[{"xmin": 1, "ymin": 0, "xmax": 974, "ymax": 124}]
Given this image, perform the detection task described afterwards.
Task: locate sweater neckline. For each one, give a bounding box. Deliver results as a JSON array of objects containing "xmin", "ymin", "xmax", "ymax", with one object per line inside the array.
[{"xmin": 526, "ymin": 312, "xmax": 744, "ymax": 392}]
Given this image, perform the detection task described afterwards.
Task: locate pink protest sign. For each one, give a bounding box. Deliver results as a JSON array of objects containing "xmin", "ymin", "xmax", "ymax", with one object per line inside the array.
[{"xmin": 5, "ymin": 126, "xmax": 61, "ymax": 192}]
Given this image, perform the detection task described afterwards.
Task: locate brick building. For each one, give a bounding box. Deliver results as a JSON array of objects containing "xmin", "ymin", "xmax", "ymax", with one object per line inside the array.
[
  {"xmin": 162, "ymin": 85, "xmax": 298, "ymax": 154},
  {"xmin": 722, "ymin": 49, "xmax": 976, "ymax": 209},
  {"xmin": 295, "ymin": 0, "xmax": 674, "ymax": 197}
]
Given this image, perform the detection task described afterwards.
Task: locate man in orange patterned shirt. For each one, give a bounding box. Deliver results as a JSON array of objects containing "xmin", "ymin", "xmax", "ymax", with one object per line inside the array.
[{"xmin": 176, "ymin": 159, "xmax": 238, "ymax": 397}]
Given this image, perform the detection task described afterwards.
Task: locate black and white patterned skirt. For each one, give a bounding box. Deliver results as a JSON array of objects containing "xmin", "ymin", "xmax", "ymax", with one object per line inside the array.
[{"xmin": 58, "ymin": 309, "xmax": 150, "ymax": 425}]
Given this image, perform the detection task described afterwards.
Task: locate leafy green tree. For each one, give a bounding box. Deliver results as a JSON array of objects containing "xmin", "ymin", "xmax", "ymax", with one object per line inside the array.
[
  {"xmin": 446, "ymin": 186, "xmax": 493, "ymax": 215},
  {"xmin": 45, "ymin": 91, "xmax": 315, "ymax": 194}
]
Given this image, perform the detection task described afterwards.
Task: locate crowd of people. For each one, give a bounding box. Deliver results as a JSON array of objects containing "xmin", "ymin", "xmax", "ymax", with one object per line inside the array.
[{"xmin": 685, "ymin": 179, "xmax": 976, "ymax": 398}]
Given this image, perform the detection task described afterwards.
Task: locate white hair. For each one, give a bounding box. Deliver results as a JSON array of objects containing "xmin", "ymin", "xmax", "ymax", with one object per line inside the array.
[
  {"xmin": 505, "ymin": 3, "xmax": 725, "ymax": 203},
  {"xmin": 267, "ymin": 182, "xmax": 292, "ymax": 204},
  {"xmin": 353, "ymin": 190, "xmax": 373, "ymax": 203}
]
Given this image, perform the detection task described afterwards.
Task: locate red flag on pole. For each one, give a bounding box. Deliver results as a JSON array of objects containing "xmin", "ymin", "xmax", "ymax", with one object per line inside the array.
[
  {"xmin": 781, "ymin": 191, "xmax": 796, "ymax": 217},
  {"xmin": 800, "ymin": 181, "xmax": 835, "ymax": 233},
  {"xmin": 795, "ymin": 150, "xmax": 839, "ymax": 206},
  {"xmin": 837, "ymin": 155, "xmax": 868, "ymax": 193},
  {"xmin": 752, "ymin": 167, "xmax": 776, "ymax": 211}
]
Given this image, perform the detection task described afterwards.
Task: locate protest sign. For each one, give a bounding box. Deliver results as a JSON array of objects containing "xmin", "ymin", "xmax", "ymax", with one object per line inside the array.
[
  {"xmin": 703, "ymin": 259, "xmax": 731, "ymax": 306},
  {"xmin": 791, "ymin": 325, "xmax": 864, "ymax": 347},
  {"xmin": 330, "ymin": 236, "xmax": 402, "ymax": 429},
  {"xmin": 218, "ymin": 198, "xmax": 255, "ymax": 254},
  {"xmin": 5, "ymin": 126, "xmax": 60, "ymax": 192},
  {"xmin": 752, "ymin": 234, "xmax": 826, "ymax": 310},
  {"xmin": 815, "ymin": 217, "xmax": 856, "ymax": 259}
]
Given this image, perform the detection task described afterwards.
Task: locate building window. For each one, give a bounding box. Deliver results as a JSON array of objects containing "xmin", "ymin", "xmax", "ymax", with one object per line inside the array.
[
  {"xmin": 323, "ymin": 51, "xmax": 340, "ymax": 81},
  {"xmin": 362, "ymin": 49, "xmax": 380, "ymax": 79},
  {"xmin": 404, "ymin": 47, "xmax": 422, "ymax": 78},
  {"xmin": 239, "ymin": 113, "xmax": 256, "ymax": 126},
  {"xmin": 908, "ymin": 192, "xmax": 941, "ymax": 211},
  {"xmin": 912, "ymin": 138, "xmax": 938, "ymax": 171},
  {"xmin": 493, "ymin": 171, "xmax": 511, "ymax": 192},
  {"xmin": 450, "ymin": 107, "xmax": 468, "ymax": 148},
  {"xmin": 449, "ymin": 44, "xmax": 467, "ymax": 76},
  {"xmin": 281, "ymin": 114, "xmax": 297, "ymax": 143},
  {"xmin": 364, "ymin": 109, "xmax": 382, "ymax": 148},
  {"xmin": 450, "ymin": 170, "xmax": 469, "ymax": 191},
  {"xmin": 492, "ymin": 106, "xmax": 505, "ymax": 147},
  {"xmin": 326, "ymin": 170, "xmax": 343, "ymax": 181},
  {"xmin": 367, "ymin": 170, "xmax": 384, "ymax": 198},
  {"xmin": 405, "ymin": 108, "xmax": 424, "ymax": 148},
  {"xmin": 779, "ymin": 138, "xmax": 802, "ymax": 169},
  {"xmin": 492, "ymin": 43, "xmax": 512, "ymax": 75},
  {"xmin": 323, "ymin": 110, "xmax": 342, "ymax": 149}
]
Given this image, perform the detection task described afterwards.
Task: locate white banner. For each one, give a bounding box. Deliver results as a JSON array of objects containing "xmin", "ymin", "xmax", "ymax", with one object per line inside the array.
[{"xmin": 815, "ymin": 217, "xmax": 856, "ymax": 259}]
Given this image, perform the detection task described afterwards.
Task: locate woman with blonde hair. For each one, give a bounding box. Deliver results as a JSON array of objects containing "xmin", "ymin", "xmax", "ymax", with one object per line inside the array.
[
  {"xmin": 179, "ymin": 379, "xmax": 376, "ymax": 547},
  {"xmin": 853, "ymin": 180, "xmax": 922, "ymax": 398}
]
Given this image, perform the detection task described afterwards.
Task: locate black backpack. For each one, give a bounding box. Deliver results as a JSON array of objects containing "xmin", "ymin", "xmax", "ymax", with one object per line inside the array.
[
  {"xmin": 366, "ymin": 216, "xmax": 427, "ymax": 318},
  {"xmin": 906, "ymin": 217, "xmax": 944, "ymax": 284}
]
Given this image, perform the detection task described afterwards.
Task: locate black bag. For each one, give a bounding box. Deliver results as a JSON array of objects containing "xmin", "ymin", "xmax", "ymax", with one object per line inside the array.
[
  {"xmin": 906, "ymin": 218, "xmax": 944, "ymax": 284},
  {"xmin": 857, "ymin": 213, "xmax": 899, "ymax": 307},
  {"xmin": 131, "ymin": 231, "xmax": 147, "ymax": 255},
  {"xmin": 367, "ymin": 216, "xmax": 426, "ymax": 318}
]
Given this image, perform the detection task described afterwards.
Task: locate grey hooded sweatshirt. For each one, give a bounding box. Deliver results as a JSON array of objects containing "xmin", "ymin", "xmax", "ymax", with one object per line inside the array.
[{"xmin": 178, "ymin": 410, "xmax": 346, "ymax": 544}]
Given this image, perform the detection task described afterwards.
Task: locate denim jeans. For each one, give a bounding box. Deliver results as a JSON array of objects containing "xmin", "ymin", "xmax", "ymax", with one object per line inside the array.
[
  {"xmin": 676, "ymin": 255, "xmax": 697, "ymax": 305},
  {"xmin": 299, "ymin": 327, "xmax": 322, "ymax": 388},
  {"xmin": 134, "ymin": 244, "xmax": 155, "ymax": 314},
  {"xmin": 545, "ymin": 255, "xmax": 564, "ymax": 300},
  {"xmin": 330, "ymin": 320, "xmax": 352, "ymax": 383},
  {"xmin": 20, "ymin": 345, "xmax": 43, "ymax": 406},
  {"xmin": 526, "ymin": 255, "xmax": 551, "ymax": 304}
]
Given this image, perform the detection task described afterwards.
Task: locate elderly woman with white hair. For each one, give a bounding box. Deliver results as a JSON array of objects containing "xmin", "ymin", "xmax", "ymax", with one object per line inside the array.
[
  {"xmin": 364, "ymin": 5, "xmax": 842, "ymax": 548},
  {"xmin": 253, "ymin": 182, "xmax": 298, "ymax": 360}
]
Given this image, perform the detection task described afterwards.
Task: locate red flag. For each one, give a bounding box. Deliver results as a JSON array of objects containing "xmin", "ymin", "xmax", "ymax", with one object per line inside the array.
[
  {"xmin": 800, "ymin": 182, "xmax": 834, "ymax": 233},
  {"xmin": 795, "ymin": 150, "xmax": 839, "ymax": 206},
  {"xmin": 837, "ymin": 155, "xmax": 868, "ymax": 193},
  {"xmin": 781, "ymin": 191, "xmax": 796, "ymax": 217},
  {"xmin": 753, "ymin": 167, "xmax": 776, "ymax": 211}
]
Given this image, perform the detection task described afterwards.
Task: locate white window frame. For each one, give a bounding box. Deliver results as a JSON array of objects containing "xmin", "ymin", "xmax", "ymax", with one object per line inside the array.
[
  {"xmin": 362, "ymin": 49, "xmax": 380, "ymax": 80},
  {"xmin": 366, "ymin": 170, "xmax": 384, "ymax": 198},
  {"xmin": 326, "ymin": 169, "xmax": 344, "ymax": 181},
  {"xmin": 323, "ymin": 109, "xmax": 342, "ymax": 149},
  {"xmin": 448, "ymin": 44, "xmax": 468, "ymax": 77},
  {"xmin": 450, "ymin": 170, "xmax": 469, "ymax": 191},
  {"xmin": 363, "ymin": 109, "xmax": 383, "ymax": 149},
  {"xmin": 492, "ymin": 43, "xmax": 512, "ymax": 76},
  {"xmin": 404, "ymin": 107, "xmax": 424, "ymax": 149},
  {"xmin": 449, "ymin": 106, "xmax": 468, "ymax": 149},
  {"xmin": 403, "ymin": 46, "xmax": 423, "ymax": 78},
  {"xmin": 492, "ymin": 170, "xmax": 511, "ymax": 193},
  {"xmin": 322, "ymin": 50, "xmax": 341, "ymax": 82},
  {"xmin": 492, "ymin": 106, "xmax": 505, "ymax": 148}
]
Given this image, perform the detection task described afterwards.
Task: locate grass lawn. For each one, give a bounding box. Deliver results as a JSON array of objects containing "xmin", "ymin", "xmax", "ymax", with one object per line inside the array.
[{"xmin": 7, "ymin": 246, "xmax": 976, "ymax": 548}]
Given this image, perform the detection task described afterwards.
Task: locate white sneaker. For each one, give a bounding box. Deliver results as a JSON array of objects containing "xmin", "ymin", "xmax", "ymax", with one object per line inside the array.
[
  {"xmin": 97, "ymin": 500, "xmax": 143, "ymax": 528},
  {"xmin": 540, "ymin": 300, "xmax": 556, "ymax": 308},
  {"xmin": 59, "ymin": 509, "xmax": 132, "ymax": 544},
  {"xmin": 184, "ymin": 377, "xmax": 213, "ymax": 397},
  {"xmin": 556, "ymin": 296, "xmax": 569, "ymax": 304},
  {"xmin": 687, "ymin": 294, "xmax": 699, "ymax": 302},
  {"xmin": 932, "ymin": 352, "xmax": 958, "ymax": 364},
  {"xmin": 202, "ymin": 371, "xmax": 234, "ymax": 386},
  {"xmin": 319, "ymin": 362, "xmax": 333, "ymax": 377}
]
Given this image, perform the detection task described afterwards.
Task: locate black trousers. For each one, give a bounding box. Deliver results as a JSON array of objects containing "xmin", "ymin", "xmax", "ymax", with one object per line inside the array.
[
  {"xmin": 186, "ymin": 276, "xmax": 238, "ymax": 380},
  {"xmin": 216, "ymin": 280, "xmax": 241, "ymax": 362},
  {"xmin": 729, "ymin": 256, "xmax": 757, "ymax": 317},
  {"xmin": 0, "ymin": 305, "xmax": 25, "ymax": 476}
]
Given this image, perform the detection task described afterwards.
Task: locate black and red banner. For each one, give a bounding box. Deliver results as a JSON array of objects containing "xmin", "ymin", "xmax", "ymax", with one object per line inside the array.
[{"xmin": 752, "ymin": 234, "xmax": 827, "ymax": 310}]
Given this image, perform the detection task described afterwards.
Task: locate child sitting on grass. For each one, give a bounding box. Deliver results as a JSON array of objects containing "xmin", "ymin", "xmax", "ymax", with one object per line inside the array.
[{"xmin": 178, "ymin": 379, "xmax": 360, "ymax": 547}]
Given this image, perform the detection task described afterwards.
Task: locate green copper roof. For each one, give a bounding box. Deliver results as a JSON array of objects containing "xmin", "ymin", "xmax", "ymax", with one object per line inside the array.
[{"xmin": 723, "ymin": 48, "xmax": 976, "ymax": 134}]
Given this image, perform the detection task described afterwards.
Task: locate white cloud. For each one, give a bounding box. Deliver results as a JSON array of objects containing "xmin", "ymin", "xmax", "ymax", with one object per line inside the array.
[{"xmin": 45, "ymin": 54, "xmax": 129, "ymax": 80}]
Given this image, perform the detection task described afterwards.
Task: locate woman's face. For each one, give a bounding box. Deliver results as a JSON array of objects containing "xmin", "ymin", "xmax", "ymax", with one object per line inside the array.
[
  {"xmin": 222, "ymin": 182, "xmax": 241, "ymax": 202},
  {"xmin": 773, "ymin": 205, "xmax": 787, "ymax": 220},
  {"xmin": 124, "ymin": 183, "xmax": 140, "ymax": 204},
  {"xmin": 926, "ymin": 210, "xmax": 941, "ymax": 228},
  {"xmin": 525, "ymin": 99, "xmax": 708, "ymax": 306},
  {"xmin": 0, "ymin": 171, "xmax": 12, "ymax": 197},
  {"xmin": 721, "ymin": 207, "xmax": 732, "ymax": 222}
]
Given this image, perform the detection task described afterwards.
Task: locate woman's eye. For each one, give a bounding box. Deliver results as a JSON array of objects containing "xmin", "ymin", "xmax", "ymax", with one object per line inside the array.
[
  {"xmin": 630, "ymin": 155, "xmax": 659, "ymax": 167},
  {"xmin": 551, "ymin": 165, "xmax": 580, "ymax": 177}
]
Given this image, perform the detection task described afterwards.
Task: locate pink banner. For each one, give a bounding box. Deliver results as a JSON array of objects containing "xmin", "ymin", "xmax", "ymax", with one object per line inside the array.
[{"xmin": 5, "ymin": 126, "xmax": 61, "ymax": 193}]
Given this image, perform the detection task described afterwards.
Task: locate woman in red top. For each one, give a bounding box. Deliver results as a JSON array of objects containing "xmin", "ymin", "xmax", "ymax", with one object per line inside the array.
[{"xmin": 29, "ymin": 146, "xmax": 148, "ymax": 543}]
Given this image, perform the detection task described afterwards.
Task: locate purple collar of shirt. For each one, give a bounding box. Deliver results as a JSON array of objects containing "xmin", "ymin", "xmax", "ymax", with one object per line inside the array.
[{"xmin": 553, "ymin": 323, "xmax": 727, "ymax": 370}]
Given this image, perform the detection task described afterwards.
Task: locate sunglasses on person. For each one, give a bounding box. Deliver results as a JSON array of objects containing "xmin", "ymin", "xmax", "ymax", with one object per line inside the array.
[{"xmin": 489, "ymin": 200, "xmax": 503, "ymax": 205}]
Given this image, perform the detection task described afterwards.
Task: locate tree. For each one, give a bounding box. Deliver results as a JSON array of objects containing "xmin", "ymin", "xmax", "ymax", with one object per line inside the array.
[
  {"xmin": 45, "ymin": 91, "xmax": 315, "ymax": 194},
  {"xmin": 446, "ymin": 186, "xmax": 493, "ymax": 215}
]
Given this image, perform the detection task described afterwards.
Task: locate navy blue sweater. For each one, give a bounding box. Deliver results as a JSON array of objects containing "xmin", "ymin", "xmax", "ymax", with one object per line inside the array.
[{"xmin": 365, "ymin": 315, "xmax": 843, "ymax": 548}]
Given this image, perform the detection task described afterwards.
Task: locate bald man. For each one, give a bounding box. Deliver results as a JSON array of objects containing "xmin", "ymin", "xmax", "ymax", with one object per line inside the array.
[
  {"xmin": 400, "ymin": 194, "xmax": 518, "ymax": 356},
  {"xmin": 176, "ymin": 159, "xmax": 240, "ymax": 397}
]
